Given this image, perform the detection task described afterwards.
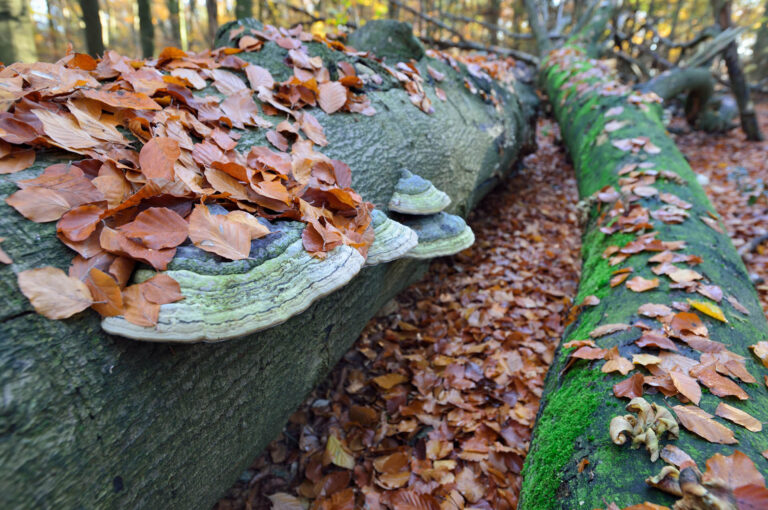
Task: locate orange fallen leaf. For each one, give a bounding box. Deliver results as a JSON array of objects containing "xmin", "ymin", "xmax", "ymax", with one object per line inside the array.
[
  {"xmin": 613, "ymin": 372, "xmax": 645, "ymax": 399},
  {"xmin": 626, "ymin": 276, "xmax": 659, "ymax": 292},
  {"xmin": 372, "ymin": 373, "xmax": 408, "ymax": 389},
  {"xmin": 669, "ymin": 371, "xmax": 701, "ymax": 405},
  {"xmin": 122, "ymin": 283, "xmax": 160, "ymax": 327},
  {"xmin": 590, "ymin": 323, "xmax": 631, "ymax": 338},
  {"xmin": 672, "ymin": 405, "xmax": 737, "ymax": 444},
  {"xmin": 86, "ymin": 268, "xmax": 124, "ymax": 317},
  {"xmin": 18, "ymin": 266, "xmax": 93, "ymax": 319},
  {"xmin": 139, "ymin": 137, "xmax": 180, "ymax": 180},
  {"xmin": 118, "ymin": 207, "xmax": 188, "ymax": 250},
  {"xmin": 715, "ymin": 403, "xmax": 761, "ymax": 432},
  {"xmin": 318, "ymin": 81, "xmax": 347, "ymax": 114},
  {"xmin": 139, "ymin": 273, "xmax": 184, "ymax": 304}
]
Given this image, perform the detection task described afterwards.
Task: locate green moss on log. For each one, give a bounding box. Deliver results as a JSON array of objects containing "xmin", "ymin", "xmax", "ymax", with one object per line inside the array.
[{"xmin": 519, "ymin": 45, "xmax": 768, "ymax": 509}]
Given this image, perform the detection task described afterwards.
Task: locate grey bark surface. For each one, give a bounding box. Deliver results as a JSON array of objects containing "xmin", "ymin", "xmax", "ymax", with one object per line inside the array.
[{"xmin": 0, "ymin": 20, "xmax": 536, "ymax": 509}]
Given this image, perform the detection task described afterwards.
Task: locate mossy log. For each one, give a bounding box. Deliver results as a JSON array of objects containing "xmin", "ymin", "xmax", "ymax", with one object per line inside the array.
[
  {"xmin": 0, "ymin": 20, "xmax": 536, "ymax": 509},
  {"xmin": 519, "ymin": 31, "xmax": 768, "ymax": 510}
]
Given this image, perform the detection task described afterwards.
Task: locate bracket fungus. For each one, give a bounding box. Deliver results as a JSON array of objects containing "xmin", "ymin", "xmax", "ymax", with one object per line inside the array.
[
  {"xmin": 388, "ymin": 169, "xmax": 452, "ymax": 215},
  {"xmin": 101, "ymin": 219, "xmax": 365, "ymax": 342},
  {"xmin": 364, "ymin": 209, "xmax": 418, "ymax": 266},
  {"xmin": 402, "ymin": 212, "xmax": 475, "ymax": 259},
  {"xmin": 610, "ymin": 397, "xmax": 680, "ymax": 462}
]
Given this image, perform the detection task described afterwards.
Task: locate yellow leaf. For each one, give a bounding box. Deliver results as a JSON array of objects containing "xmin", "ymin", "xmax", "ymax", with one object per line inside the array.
[
  {"xmin": 688, "ymin": 299, "xmax": 728, "ymax": 323},
  {"xmin": 325, "ymin": 433, "xmax": 355, "ymax": 469}
]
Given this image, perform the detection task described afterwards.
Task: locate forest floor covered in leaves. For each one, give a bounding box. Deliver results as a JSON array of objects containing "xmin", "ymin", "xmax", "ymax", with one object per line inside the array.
[
  {"xmin": 671, "ymin": 102, "xmax": 768, "ymax": 316},
  {"xmin": 215, "ymin": 104, "xmax": 768, "ymax": 510}
]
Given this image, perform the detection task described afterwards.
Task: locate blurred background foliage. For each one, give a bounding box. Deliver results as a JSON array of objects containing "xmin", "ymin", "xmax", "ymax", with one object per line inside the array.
[{"xmin": 0, "ymin": 0, "xmax": 765, "ymax": 81}]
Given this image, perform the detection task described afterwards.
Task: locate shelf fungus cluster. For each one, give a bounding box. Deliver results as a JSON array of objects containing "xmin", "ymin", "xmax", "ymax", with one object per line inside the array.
[
  {"xmin": 102, "ymin": 214, "xmax": 365, "ymax": 343},
  {"xmin": 387, "ymin": 169, "xmax": 475, "ymax": 259}
]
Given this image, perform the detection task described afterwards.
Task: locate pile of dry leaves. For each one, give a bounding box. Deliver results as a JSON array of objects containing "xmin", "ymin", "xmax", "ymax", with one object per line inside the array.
[{"xmin": 214, "ymin": 118, "xmax": 582, "ymax": 510}]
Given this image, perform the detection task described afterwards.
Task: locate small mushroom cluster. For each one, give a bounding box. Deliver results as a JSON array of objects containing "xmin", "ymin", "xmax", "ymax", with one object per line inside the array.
[
  {"xmin": 388, "ymin": 169, "xmax": 475, "ymax": 259},
  {"xmin": 610, "ymin": 397, "xmax": 680, "ymax": 461}
]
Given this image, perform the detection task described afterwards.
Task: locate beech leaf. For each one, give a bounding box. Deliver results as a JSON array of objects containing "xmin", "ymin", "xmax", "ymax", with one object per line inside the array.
[{"xmin": 18, "ymin": 266, "xmax": 93, "ymax": 319}]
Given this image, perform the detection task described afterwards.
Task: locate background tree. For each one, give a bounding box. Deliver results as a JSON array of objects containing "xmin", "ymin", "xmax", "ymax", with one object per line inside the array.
[
  {"xmin": 138, "ymin": 0, "xmax": 154, "ymax": 57},
  {"xmin": 0, "ymin": 0, "xmax": 38, "ymax": 63},
  {"xmin": 78, "ymin": 0, "xmax": 105, "ymax": 56},
  {"xmin": 206, "ymin": 0, "xmax": 218, "ymax": 44},
  {"xmin": 236, "ymin": 0, "xmax": 253, "ymax": 20},
  {"xmin": 711, "ymin": 0, "xmax": 763, "ymax": 140}
]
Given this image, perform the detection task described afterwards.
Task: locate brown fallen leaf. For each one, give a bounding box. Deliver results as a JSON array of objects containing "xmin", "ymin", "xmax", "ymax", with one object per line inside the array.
[
  {"xmin": 590, "ymin": 323, "xmax": 632, "ymax": 338},
  {"xmin": 670, "ymin": 312, "xmax": 708, "ymax": 337},
  {"xmin": 86, "ymin": 268, "xmax": 124, "ymax": 317},
  {"xmin": 317, "ymin": 81, "xmax": 347, "ymax": 114},
  {"xmin": 118, "ymin": 207, "xmax": 188, "ymax": 250},
  {"xmin": 18, "ymin": 266, "xmax": 93, "ymax": 319},
  {"xmin": 188, "ymin": 204, "xmax": 264, "ymax": 260},
  {"xmin": 637, "ymin": 303, "xmax": 673, "ymax": 318},
  {"xmin": 749, "ymin": 342, "xmax": 768, "ymax": 369},
  {"xmin": 6, "ymin": 187, "xmax": 72, "ymax": 222},
  {"xmin": 626, "ymin": 276, "xmax": 660, "ymax": 292},
  {"xmin": 694, "ymin": 363, "xmax": 748, "ymax": 400},
  {"xmin": 139, "ymin": 137, "xmax": 180, "ymax": 180},
  {"xmin": 122, "ymin": 283, "xmax": 160, "ymax": 327},
  {"xmin": 139, "ymin": 273, "xmax": 184, "ymax": 304},
  {"xmin": 669, "ymin": 371, "xmax": 701, "ymax": 405},
  {"xmin": 582, "ymin": 295, "xmax": 600, "ymax": 306},
  {"xmin": 614, "ymin": 372, "xmax": 645, "ymax": 399},
  {"xmin": 715, "ymin": 403, "xmax": 761, "ymax": 432},
  {"xmin": 0, "ymin": 149, "xmax": 34, "ymax": 174},
  {"xmin": 672, "ymin": 405, "xmax": 737, "ymax": 444},
  {"xmin": 372, "ymin": 373, "xmax": 408, "ymax": 389}
]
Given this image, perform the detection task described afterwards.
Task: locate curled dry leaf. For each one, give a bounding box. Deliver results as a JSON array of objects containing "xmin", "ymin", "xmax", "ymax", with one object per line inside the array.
[{"xmin": 18, "ymin": 266, "xmax": 93, "ymax": 319}]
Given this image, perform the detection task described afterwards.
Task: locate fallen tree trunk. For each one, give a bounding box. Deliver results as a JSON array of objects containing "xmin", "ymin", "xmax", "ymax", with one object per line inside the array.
[
  {"xmin": 520, "ymin": 8, "xmax": 768, "ymax": 510},
  {"xmin": 0, "ymin": 20, "xmax": 535, "ymax": 509}
]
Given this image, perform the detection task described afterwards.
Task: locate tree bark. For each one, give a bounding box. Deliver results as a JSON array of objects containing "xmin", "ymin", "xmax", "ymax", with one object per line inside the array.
[
  {"xmin": 0, "ymin": 20, "xmax": 536, "ymax": 509},
  {"xmin": 520, "ymin": 5, "xmax": 768, "ymax": 509},
  {"xmin": 166, "ymin": 0, "xmax": 182, "ymax": 48},
  {"xmin": 711, "ymin": 0, "xmax": 763, "ymax": 141},
  {"xmin": 137, "ymin": 0, "xmax": 154, "ymax": 58},
  {"xmin": 753, "ymin": 0, "xmax": 768, "ymax": 81},
  {"xmin": 206, "ymin": 0, "xmax": 218, "ymax": 45},
  {"xmin": 79, "ymin": 0, "xmax": 105, "ymax": 57},
  {"xmin": 0, "ymin": 0, "xmax": 38, "ymax": 63}
]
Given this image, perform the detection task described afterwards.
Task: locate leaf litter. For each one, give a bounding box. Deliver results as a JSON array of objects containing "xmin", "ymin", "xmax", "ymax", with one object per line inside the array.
[{"xmin": 214, "ymin": 118, "xmax": 581, "ymax": 510}]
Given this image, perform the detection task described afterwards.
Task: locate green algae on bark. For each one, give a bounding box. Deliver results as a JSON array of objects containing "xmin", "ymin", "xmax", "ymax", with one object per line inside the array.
[{"xmin": 519, "ymin": 45, "xmax": 768, "ymax": 510}]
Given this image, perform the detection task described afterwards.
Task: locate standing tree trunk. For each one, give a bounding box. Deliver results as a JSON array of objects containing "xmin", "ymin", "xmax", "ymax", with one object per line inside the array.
[
  {"xmin": 235, "ymin": 0, "xmax": 253, "ymax": 19},
  {"xmin": 0, "ymin": 0, "xmax": 38, "ymax": 63},
  {"xmin": 78, "ymin": 0, "xmax": 105, "ymax": 57},
  {"xmin": 711, "ymin": 0, "xmax": 763, "ymax": 140},
  {"xmin": 137, "ymin": 0, "xmax": 154, "ymax": 58},
  {"xmin": 206, "ymin": 0, "xmax": 218, "ymax": 45},
  {"xmin": 520, "ymin": 3, "xmax": 768, "ymax": 508},
  {"xmin": 167, "ymin": 0, "xmax": 182, "ymax": 48},
  {"xmin": 752, "ymin": 0, "xmax": 768, "ymax": 81},
  {"xmin": 45, "ymin": 0, "xmax": 58, "ymax": 49},
  {"xmin": 486, "ymin": 0, "xmax": 502, "ymax": 45}
]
